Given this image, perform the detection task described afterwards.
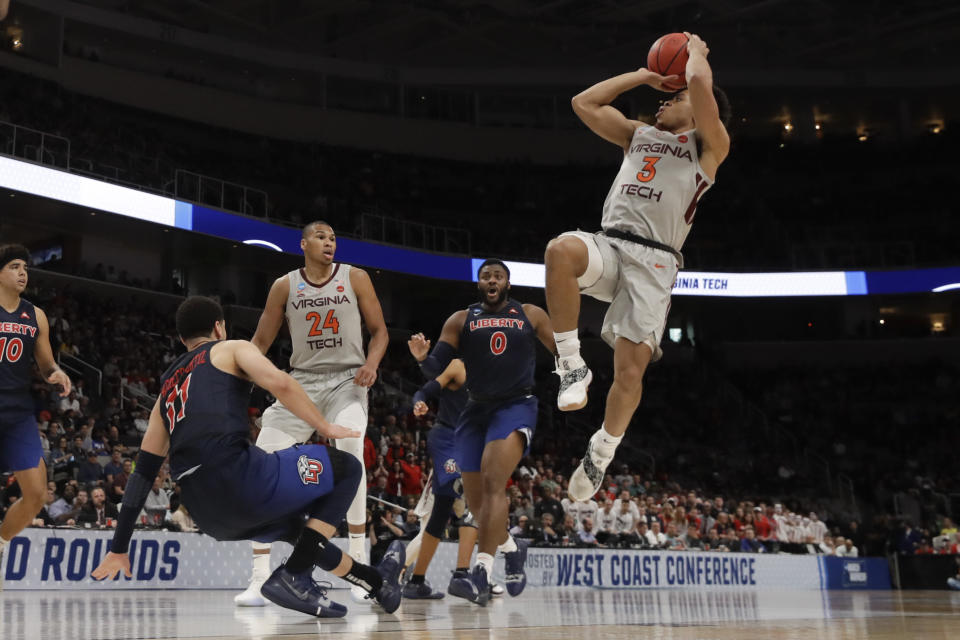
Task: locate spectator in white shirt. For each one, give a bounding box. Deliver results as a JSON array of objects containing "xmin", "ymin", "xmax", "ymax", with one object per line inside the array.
[
  {"xmin": 834, "ymin": 538, "xmax": 859, "ymax": 557},
  {"xmin": 647, "ymin": 521, "xmax": 667, "ymax": 548}
]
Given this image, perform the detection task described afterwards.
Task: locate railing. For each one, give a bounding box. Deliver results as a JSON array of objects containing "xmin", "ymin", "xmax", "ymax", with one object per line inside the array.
[
  {"xmin": 361, "ymin": 212, "xmax": 472, "ymax": 255},
  {"xmin": 0, "ymin": 120, "xmax": 71, "ymax": 169},
  {"xmin": 121, "ymin": 381, "xmax": 156, "ymax": 410},
  {"xmin": 173, "ymin": 169, "xmax": 268, "ymax": 218},
  {"xmin": 56, "ymin": 352, "xmax": 103, "ymax": 397}
]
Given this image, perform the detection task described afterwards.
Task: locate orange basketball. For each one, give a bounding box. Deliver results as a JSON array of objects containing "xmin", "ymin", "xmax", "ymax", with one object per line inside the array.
[{"xmin": 647, "ymin": 32, "xmax": 689, "ymax": 90}]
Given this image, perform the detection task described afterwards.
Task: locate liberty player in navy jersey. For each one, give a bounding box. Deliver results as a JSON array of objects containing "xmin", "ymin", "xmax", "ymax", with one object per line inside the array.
[
  {"xmin": 92, "ymin": 297, "xmax": 404, "ymax": 617},
  {"xmin": 0, "ymin": 244, "xmax": 72, "ymax": 588},
  {"xmin": 398, "ymin": 354, "xmax": 483, "ymax": 600},
  {"xmin": 414, "ymin": 259, "xmax": 557, "ymax": 605}
]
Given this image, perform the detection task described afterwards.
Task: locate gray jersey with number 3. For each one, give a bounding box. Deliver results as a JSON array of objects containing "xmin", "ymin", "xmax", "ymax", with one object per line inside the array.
[
  {"xmin": 601, "ymin": 125, "xmax": 713, "ymax": 252},
  {"xmin": 285, "ymin": 264, "xmax": 365, "ymax": 371}
]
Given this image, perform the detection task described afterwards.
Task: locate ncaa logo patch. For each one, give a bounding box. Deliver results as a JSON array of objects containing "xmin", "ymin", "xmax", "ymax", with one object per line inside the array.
[
  {"xmin": 443, "ymin": 458, "xmax": 458, "ymax": 475},
  {"xmin": 297, "ymin": 454, "xmax": 324, "ymax": 485}
]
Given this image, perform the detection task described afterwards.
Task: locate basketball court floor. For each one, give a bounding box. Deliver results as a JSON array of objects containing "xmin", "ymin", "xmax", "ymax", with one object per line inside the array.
[{"xmin": 1, "ymin": 587, "xmax": 957, "ymax": 639}]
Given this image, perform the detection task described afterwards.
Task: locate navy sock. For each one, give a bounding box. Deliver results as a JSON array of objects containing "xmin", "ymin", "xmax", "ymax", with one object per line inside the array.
[{"xmin": 410, "ymin": 574, "xmax": 425, "ymax": 584}]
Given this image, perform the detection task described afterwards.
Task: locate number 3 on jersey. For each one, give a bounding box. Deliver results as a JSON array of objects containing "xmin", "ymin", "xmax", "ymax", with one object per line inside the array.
[
  {"xmin": 164, "ymin": 373, "xmax": 192, "ymax": 433},
  {"xmin": 306, "ymin": 310, "xmax": 340, "ymax": 337},
  {"xmin": 490, "ymin": 331, "xmax": 507, "ymax": 355}
]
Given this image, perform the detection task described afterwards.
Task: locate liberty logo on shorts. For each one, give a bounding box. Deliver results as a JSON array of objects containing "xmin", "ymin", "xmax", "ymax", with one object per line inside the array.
[
  {"xmin": 297, "ymin": 455, "xmax": 324, "ymax": 484},
  {"xmin": 443, "ymin": 458, "xmax": 458, "ymax": 474}
]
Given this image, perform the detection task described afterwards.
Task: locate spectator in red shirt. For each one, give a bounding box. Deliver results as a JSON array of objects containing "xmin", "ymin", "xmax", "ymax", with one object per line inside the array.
[
  {"xmin": 754, "ymin": 506, "xmax": 774, "ymax": 541},
  {"xmin": 385, "ymin": 433, "xmax": 405, "ymax": 467},
  {"xmin": 111, "ymin": 459, "xmax": 132, "ymax": 504},
  {"xmin": 387, "ymin": 460, "xmax": 404, "ymax": 497},
  {"xmin": 363, "ymin": 434, "xmax": 377, "ymax": 470},
  {"xmin": 400, "ymin": 452, "xmax": 423, "ymax": 499}
]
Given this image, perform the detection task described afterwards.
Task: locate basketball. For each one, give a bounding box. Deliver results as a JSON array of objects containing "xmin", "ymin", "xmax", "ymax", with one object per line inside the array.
[{"xmin": 647, "ymin": 32, "xmax": 689, "ymax": 90}]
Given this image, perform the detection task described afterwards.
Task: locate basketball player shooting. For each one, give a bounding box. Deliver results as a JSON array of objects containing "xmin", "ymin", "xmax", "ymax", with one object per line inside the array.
[
  {"xmin": 235, "ymin": 221, "xmax": 388, "ymax": 606},
  {"xmin": 545, "ymin": 33, "xmax": 731, "ymax": 501}
]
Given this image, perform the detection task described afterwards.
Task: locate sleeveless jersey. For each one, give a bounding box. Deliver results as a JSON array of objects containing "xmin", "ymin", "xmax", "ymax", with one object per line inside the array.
[
  {"xmin": 285, "ymin": 264, "xmax": 365, "ymax": 371},
  {"xmin": 159, "ymin": 342, "xmax": 251, "ymax": 479},
  {"xmin": 0, "ymin": 299, "xmax": 39, "ymax": 393},
  {"xmin": 436, "ymin": 385, "xmax": 468, "ymax": 429},
  {"xmin": 601, "ymin": 125, "xmax": 713, "ymax": 252},
  {"xmin": 458, "ymin": 300, "xmax": 536, "ymax": 400}
]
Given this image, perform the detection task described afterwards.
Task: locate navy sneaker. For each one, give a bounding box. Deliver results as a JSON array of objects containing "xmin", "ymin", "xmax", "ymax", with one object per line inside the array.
[
  {"xmin": 260, "ymin": 565, "xmax": 347, "ymax": 618},
  {"xmin": 470, "ymin": 564, "xmax": 490, "ymax": 607},
  {"xmin": 402, "ymin": 579, "xmax": 445, "ymax": 599},
  {"xmin": 447, "ymin": 569, "xmax": 478, "ymax": 602},
  {"xmin": 503, "ymin": 538, "xmax": 529, "ymax": 597},
  {"xmin": 373, "ymin": 540, "xmax": 405, "ymax": 613}
]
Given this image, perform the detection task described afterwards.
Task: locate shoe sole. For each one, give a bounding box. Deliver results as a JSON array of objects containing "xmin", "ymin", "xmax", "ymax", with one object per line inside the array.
[
  {"xmin": 558, "ymin": 370, "xmax": 593, "ymax": 411},
  {"xmin": 260, "ymin": 583, "xmax": 347, "ymax": 618}
]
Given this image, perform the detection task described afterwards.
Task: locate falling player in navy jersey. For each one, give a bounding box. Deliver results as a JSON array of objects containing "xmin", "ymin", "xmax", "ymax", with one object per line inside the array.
[
  {"xmin": 0, "ymin": 244, "xmax": 72, "ymax": 588},
  {"xmin": 92, "ymin": 297, "xmax": 404, "ymax": 617},
  {"xmin": 413, "ymin": 259, "xmax": 557, "ymax": 605}
]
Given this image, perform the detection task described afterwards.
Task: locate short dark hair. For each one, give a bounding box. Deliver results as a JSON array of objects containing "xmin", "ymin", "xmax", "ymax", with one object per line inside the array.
[
  {"xmin": 670, "ymin": 86, "xmax": 732, "ymax": 129},
  {"xmin": 175, "ymin": 296, "xmax": 224, "ymax": 340},
  {"xmin": 0, "ymin": 243, "xmax": 30, "ymax": 268},
  {"xmin": 477, "ymin": 258, "xmax": 510, "ymax": 279},
  {"xmin": 302, "ymin": 220, "xmax": 333, "ymax": 238}
]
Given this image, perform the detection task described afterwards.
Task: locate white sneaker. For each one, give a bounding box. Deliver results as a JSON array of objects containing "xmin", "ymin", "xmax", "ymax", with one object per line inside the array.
[
  {"xmin": 568, "ymin": 436, "xmax": 612, "ymax": 502},
  {"xmin": 234, "ymin": 579, "xmax": 268, "ymax": 607},
  {"xmin": 556, "ymin": 356, "xmax": 592, "ymax": 411}
]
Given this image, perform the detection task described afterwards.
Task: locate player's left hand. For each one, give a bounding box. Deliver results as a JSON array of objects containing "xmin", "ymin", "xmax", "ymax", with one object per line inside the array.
[
  {"xmin": 353, "ymin": 364, "xmax": 377, "ymax": 387},
  {"xmin": 92, "ymin": 552, "xmax": 132, "ymax": 581},
  {"xmin": 684, "ymin": 32, "xmax": 709, "ymax": 57},
  {"xmin": 47, "ymin": 369, "xmax": 72, "ymax": 397}
]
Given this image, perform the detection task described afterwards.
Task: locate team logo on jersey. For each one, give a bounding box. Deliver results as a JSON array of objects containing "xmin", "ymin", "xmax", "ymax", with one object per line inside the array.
[
  {"xmin": 678, "ymin": 135, "xmax": 689, "ymax": 143},
  {"xmin": 444, "ymin": 458, "xmax": 459, "ymax": 474},
  {"xmin": 509, "ymin": 308, "xmax": 518, "ymax": 314},
  {"xmin": 296, "ymin": 281, "xmax": 306, "ymax": 298},
  {"xmin": 297, "ymin": 455, "xmax": 324, "ymax": 485},
  {"xmin": 472, "ymin": 308, "xmax": 481, "ymax": 315},
  {"xmin": 20, "ymin": 312, "xmax": 29, "ymax": 319},
  {"xmin": 337, "ymin": 285, "xmax": 344, "ymax": 292}
]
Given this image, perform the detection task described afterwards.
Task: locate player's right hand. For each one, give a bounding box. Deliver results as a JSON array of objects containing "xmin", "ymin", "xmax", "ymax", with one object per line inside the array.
[
  {"xmin": 638, "ymin": 68, "xmax": 683, "ymax": 92},
  {"xmin": 92, "ymin": 551, "xmax": 132, "ymax": 581},
  {"xmin": 321, "ymin": 422, "xmax": 363, "ymax": 440},
  {"xmin": 413, "ymin": 400, "xmax": 429, "ymax": 417},
  {"xmin": 407, "ymin": 332, "xmax": 431, "ymax": 361}
]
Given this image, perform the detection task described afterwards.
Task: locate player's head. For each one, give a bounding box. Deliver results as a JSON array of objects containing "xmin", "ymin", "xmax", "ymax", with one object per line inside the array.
[
  {"xmin": 301, "ymin": 220, "xmax": 336, "ymax": 265},
  {"xmin": 655, "ymin": 85, "xmax": 731, "ymax": 132},
  {"xmin": 0, "ymin": 243, "xmax": 30, "ymax": 294},
  {"xmin": 476, "ymin": 258, "xmax": 510, "ymax": 306},
  {"xmin": 175, "ymin": 296, "xmax": 225, "ymax": 345}
]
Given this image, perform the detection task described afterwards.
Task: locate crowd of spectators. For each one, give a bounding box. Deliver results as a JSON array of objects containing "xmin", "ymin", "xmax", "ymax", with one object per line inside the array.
[
  {"xmin": 1, "ymin": 67, "xmax": 955, "ymax": 271},
  {"xmin": 2, "ymin": 280, "xmax": 956, "ymax": 563}
]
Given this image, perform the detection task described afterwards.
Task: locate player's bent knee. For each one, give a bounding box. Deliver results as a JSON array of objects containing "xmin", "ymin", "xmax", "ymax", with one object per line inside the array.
[
  {"xmin": 614, "ymin": 365, "xmax": 645, "ymax": 393},
  {"xmin": 426, "ymin": 495, "xmax": 456, "ymax": 538},
  {"xmin": 545, "ymin": 235, "xmax": 588, "ymax": 275}
]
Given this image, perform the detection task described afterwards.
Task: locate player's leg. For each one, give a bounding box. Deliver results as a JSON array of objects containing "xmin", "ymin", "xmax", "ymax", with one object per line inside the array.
[
  {"xmin": 258, "ymin": 446, "xmax": 404, "ymax": 615},
  {"xmin": 330, "ymin": 400, "xmax": 370, "ymax": 601},
  {"xmin": 234, "ymin": 402, "xmax": 309, "ymax": 606},
  {"xmin": 402, "ymin": 493, "xmax": 455, "ymax": 599},
  {"xmin": 569, "ymin": 246, "xmax": 673, "ymax": 501},
  {"xmin": 545, "ymin": 232, "xmax": 619, "ymax": 410}
]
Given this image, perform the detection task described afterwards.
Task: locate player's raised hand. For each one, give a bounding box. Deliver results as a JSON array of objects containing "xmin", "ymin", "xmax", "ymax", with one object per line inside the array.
[
  {"xmin": 407, "ymin": 332, "xmax": 431, "ymax": 361},
  {"xmin": 413, "ymin": 400, "xmax": 429, "ymax": 417},
  {"xmin": 353, "ymin": 364, "xmax": 378, "ymax": 387},
  {"xmin": 92, "ymin": 552, "xmax": 132, "ymax": 581},
  {"xmin": 48, "ymin": 369, "xmax": 72, "ymax": 397},
  {"xmin": 683, "ymin": 32, "xmax": 709, "ymax": 57},
  {"xmin": 638, "ymin": 68, "xmax": 683, "ymax": 92},
  {"xmin": 320, "ymin": 422, "xmax": 363, "ymax": 440}
]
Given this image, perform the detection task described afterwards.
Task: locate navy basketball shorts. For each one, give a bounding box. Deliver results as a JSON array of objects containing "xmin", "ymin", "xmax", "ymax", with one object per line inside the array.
[
  {"xmin": 0, "ymin": 394, "xmax": 43, "ymax": 472},
  {"xmin": 428, "ymin": 424, "xmax": 461, "ymax": 498},
  {"xmin": 454, "ymin": 395, "xmax": 538, "ymax": 473},
  {"xmin": 180, "ymin": 444, "xmax": 360, "ymax": 543}
]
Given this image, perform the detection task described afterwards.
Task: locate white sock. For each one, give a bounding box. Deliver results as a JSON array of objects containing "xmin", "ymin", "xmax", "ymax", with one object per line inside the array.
[
  {"xmin": 475, "ymin": 552, "xmax": 494, "ymax": 576},
  {"xmin": 554, "ymin": 330, "xmax": 581, "ymax": 360},
  {"xmin": 251, "ymin": 552, "xmax": 271, "ymax": 582},
  {"xmin": 592, "ymin": 424, "xmax": 622, "ymax": 459},
  {"xmin": 497, "ymin": 534, "xmax": 518, "ymax": 555},
  {"xmin": 0, "ymin": 536, "xmax": 8, "ymax": 551},
  {"xmin": 348, "ymin": 533, "xmax": 367, "ymax": 563}
]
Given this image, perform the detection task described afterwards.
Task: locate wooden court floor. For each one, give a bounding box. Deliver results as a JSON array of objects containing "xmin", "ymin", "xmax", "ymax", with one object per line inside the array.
[{"xmin": 1, "ymin": 587, "xmax": 958, "ymax": 639}]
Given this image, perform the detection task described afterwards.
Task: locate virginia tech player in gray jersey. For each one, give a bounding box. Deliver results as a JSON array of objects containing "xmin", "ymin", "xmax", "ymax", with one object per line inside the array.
[
  {"xmin": 235, "ymin": 220, "xmax": 388, "ymax": 607},
  {"xmin": 543, "ymin": 32, "xmax": 731, "ymax": 503}
]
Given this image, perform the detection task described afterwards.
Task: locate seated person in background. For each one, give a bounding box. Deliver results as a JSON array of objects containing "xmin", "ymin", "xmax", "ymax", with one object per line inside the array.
[
  {"xmin": 740, "ymin": 527, "xmax": 766, "ymax": 553},
  {"xmin": 78, "ymin": 487, "xmax": 118, "ymax": 527},
  {"xmin": 578, "ymin": 517, "xmax": 602, "ymax": 548}
]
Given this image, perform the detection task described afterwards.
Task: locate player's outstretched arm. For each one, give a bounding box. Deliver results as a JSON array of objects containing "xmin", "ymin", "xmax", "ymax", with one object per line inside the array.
[
  {"xmin": 232, "ymin": 340, "xmax": 361, "ymax": 439},
  {"xmin": 416, "ymin": 310, "xmax": 466, "ymax": 378},
  {"xmin": 572, "ymin": 69, "xmax": 680, "ymax": 150},
  {"xmin": 683, "ymin": 32, "xmax": 730, "ymax": 177},
  {"xmin": 351, "ymin": 268, "xmax": 388, "ymax": 387},
  {"xmin": 522, "ymin": 304, "xmax": 558, "ymax": 355},
  {"xmin": 93, "ymin": 399, "xmax": 169, "ymax": 581},
  {"xmin": 33, "ymin": 306, "xmax": 71, "ymax": 397},
  {"xmin": 251, "ymin": 276, "xmax": 289, "ymax": 354}
]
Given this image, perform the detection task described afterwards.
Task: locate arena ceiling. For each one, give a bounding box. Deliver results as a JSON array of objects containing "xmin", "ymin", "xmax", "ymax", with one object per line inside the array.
[{"xmin": 74, "ymin": 0, "xmax": 960, "ymax": 71}]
